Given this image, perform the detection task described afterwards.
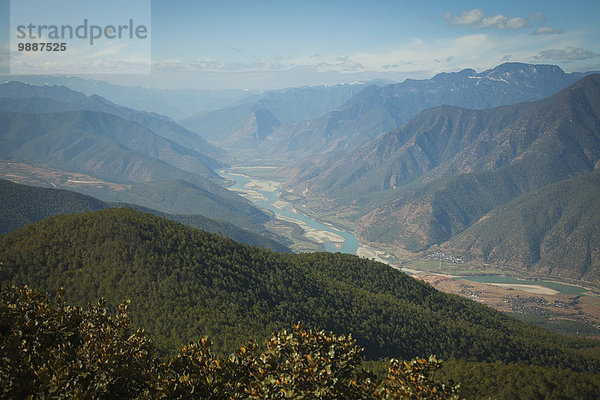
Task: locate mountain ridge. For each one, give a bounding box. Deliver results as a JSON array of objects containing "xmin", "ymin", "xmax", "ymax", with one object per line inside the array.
[
  {"xmin": 222, "ymin": 109, "xmax": 281, "ymax": 148},
  {"xmin": 283, "ymin": 74, "xmax": 600, "ymax": 280},
  {"xmin": 260, "ymin": 63, "xmax": 595, "ymax": 157},
  {"xmin": 0, "ymin": 109, "xmax": 222, "ymax": 182},
  {"xmin": 179, "ymin": 81, "xmax": 382, "ymax": 147},
  {"xmin": 0, "ymin": 81, "xmax": 225, "ymax": 161}
]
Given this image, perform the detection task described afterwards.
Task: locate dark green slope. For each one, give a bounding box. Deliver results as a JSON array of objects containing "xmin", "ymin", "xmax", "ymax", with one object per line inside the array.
[
  {"xmin": 442, "ymin": 171, "xmax": 600, "ymax": 282},
  {"xmin": 78, "ymin": 178, "xmax": 272, "ymax": 233},
  {"xmin": 0, "ymin": 179, "xmax": 107, "ymax": 234},
  {"xmin": 0, "ymin": 179, "xmax": 289, "ymax": 252},
  {"xmin": 1, "ymin": 208, "xmax": 599, "ymax": 375}
]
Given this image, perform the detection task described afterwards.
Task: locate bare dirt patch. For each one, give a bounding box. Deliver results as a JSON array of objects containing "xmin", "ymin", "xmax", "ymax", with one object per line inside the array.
[{"xmin": 0, "ymin": 161, "xmax": 130, "ymax": 191}]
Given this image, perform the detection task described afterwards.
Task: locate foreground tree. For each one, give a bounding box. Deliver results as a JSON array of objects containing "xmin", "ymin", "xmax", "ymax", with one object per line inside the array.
[{"xmin": 0, "ymin": 286, "xmax": 459, "ymax": 399}]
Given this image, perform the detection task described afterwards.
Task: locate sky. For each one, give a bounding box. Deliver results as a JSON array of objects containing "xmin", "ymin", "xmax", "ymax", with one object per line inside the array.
[{"xmin": 1, "ymin": 0, "xmax": 599, "ymax": 90}]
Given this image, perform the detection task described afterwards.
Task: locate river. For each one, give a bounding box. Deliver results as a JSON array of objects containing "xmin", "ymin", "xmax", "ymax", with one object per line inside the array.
[{"xmin": 220, "ymin": 169, "xmax": 360, "ymax": 254}]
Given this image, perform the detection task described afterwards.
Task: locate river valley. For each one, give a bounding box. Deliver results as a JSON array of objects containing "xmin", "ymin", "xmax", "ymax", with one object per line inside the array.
[
  {"xmin": 220, "ymin": 167, "xmax": 391, "ymax": 261},
  {"xmin": 220, "ymin": 167, "xmax": 600, "ymax": 336}
]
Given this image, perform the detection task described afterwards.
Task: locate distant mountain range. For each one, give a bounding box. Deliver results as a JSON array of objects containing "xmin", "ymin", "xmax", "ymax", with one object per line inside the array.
[
  {"xmin": 3, "ymin": 65, "xmax": 599, "ymax": 283},
  {"xmin": 284, "ymin": 74, "xmax": 600, "ymax": 282},
  {"xmin": 0, "ymin": 81, "xmax": 224, "ymax": 161},
  {"xmin": 179, "ymin": 81, "xmax": 386, "ymax": 146},
  {"xmin": 234, "ymin": 63, "xmax": 595, "ymax": 157},
  {"xmin": 0, "ymin": 109, "xmax": 222, "ymax": 183},
  {"xmin": 0, "ymin": 75, "xmax": 261, "ymax": 119}
]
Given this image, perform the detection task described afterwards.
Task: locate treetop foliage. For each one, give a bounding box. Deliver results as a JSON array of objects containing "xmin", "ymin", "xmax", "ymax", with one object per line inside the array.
[{"xmin": 0, "ymin": 285, "xmax": 459, "ymax": 399}]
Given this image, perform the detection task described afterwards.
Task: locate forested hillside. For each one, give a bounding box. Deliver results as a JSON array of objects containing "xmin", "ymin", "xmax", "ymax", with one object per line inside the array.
[
  {"xmin": 2, "ymin": 208, "xmax": 600, "ymax": 398},
  {"xmin": 1, "ymin": 209, "xmax": 599, "ymax": 371},
  {"xmin": 0, "ymin": 179, "xmax": 289, "ymax": 251}
]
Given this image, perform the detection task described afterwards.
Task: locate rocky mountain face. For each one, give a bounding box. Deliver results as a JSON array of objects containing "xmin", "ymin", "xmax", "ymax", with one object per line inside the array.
[
  {"xmin": 441, "ymin": 171, "xmax": 600, "ymax": 282},
  {"xmin": 223, "ymin": 109, "xmax": 281, "ymax": 148},
  {"xmin": 284, "ymin": 74, "xmax": 600, "ymax": 281}
]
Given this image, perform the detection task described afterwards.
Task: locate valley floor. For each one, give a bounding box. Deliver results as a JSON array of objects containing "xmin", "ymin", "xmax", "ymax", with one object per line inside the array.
[{"xmin": 415, "ymin": 271, "xmax": 600, "ymax": 337}]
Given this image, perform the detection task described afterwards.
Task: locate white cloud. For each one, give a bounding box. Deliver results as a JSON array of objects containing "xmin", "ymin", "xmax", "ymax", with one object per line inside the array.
[
  {"xmin": 444, "ymin": 9, "xmax": 528, "ymax": 30},
  {"xmin": 149, "ymin": 33, "xmax": 530, "ymax": 78},
  {"xmin": 145, "ymin": 29, "xmax": 600, "ymax": 89},
  {"xmin": 529, "ymin": 12, "xmax": 546, "ymax": 22},
  {"xmin": 533, "ymin": 26, "xmax": 563, "ymax": 35},
  {"xmin": 535, "ymin": 46, "xmax": 599, "ymax": 61},
  {"xmin": 344, "ymin": 34, "xmax": 492, "ymax": 73},
  {"xmin": 85, "ymin": 42, "xmax": 129, "ymax": 58}
]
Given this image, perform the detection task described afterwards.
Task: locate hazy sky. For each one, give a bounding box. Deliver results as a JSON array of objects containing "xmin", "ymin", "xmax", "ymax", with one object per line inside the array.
[{"xmin": 1, "ymin": 0, "xmax": 599, "ymax": 89}]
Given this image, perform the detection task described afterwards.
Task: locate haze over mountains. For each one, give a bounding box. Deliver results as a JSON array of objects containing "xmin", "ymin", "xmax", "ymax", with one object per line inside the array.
[
  {"xmin": 0, "ymin": 81, "xmax": 224, "ymax": 160},
  {"xmin": 183, "ymin": 63, "xmax": 594, "ymax": 158},
  {"xmin": 179, "ymin": 81, "xmax": 384, "ymax": 147},
  {"xmin": 0, "ymin": 74, "xmax": 261, "ymax": 119}
]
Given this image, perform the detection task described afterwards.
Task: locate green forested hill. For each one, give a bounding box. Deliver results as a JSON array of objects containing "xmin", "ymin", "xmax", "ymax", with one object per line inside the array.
[
  {"xmin": 1, "ymin": 208, "xmax": 599, "ymax": 377},
  {"xmin": 442, "ymin": 171, "xmax": 600, "ymax": 282},
  {"xmin": 0, "ymin": 179, "xmax": 107, "ymax": 234},
  {"xmin": 0, "ymin": 179, "xmax": 289, "ymax": 252}
]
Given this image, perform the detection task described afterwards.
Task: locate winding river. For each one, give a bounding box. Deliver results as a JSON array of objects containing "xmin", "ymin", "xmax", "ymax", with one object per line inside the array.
[{"xmin": 220, "ymin": 169, "xmax": 360, "ymax": 254}]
